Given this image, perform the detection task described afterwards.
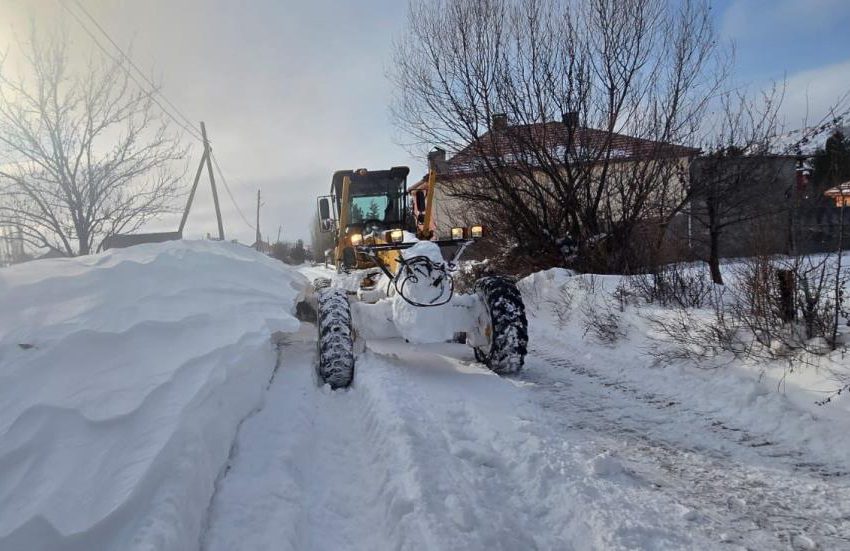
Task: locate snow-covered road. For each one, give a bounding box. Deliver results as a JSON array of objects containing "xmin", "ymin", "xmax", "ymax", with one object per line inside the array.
[{"xmin": 202, "ymin": 320, "xmax": 850, "ymax": 550}]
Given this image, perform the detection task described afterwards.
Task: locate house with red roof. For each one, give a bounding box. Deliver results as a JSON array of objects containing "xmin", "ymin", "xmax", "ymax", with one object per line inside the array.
[{"xmin": 410, "ymin": 113, "xmax": 700, "ymax": 239}]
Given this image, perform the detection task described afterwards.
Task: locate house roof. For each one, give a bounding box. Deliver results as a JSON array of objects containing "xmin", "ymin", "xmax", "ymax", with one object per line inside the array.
[{"xmin": 411, "ymin": 121, "xmax": 700, "ymax": 190}]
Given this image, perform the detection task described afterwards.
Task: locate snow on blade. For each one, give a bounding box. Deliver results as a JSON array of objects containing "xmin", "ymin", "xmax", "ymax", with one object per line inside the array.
[
  {"xmin": 0, "ymin": 240, "xmax": 305, "ymax": 551},
  {"xmin": 391, "ymin": 240, "xmax": 476, "ymax": 344}
]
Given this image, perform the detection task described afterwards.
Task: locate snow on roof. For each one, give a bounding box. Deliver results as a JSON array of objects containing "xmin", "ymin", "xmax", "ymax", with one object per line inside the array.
[
  {"xmin": 824, "ymin": 180, "xmax": 850, "ymax": 197},
  {"xmin": 411, "ymin": 120, "xmax": 699, "ymax": 188},
  {"xmin": 770, "ymin": 124, "xmax": 850, "ymax": 156}
]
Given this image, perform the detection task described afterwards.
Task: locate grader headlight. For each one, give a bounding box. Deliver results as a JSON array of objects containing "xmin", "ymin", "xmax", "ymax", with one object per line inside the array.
[
  {"xmin": 451, "ymin": 227, "xmax": 465, "ymax": 240},
  {"xmin": 469, "ymin": 225, "xmax": 484, "ymax": 239},
  {"xmin": 350, "ymin": 232, "xmax": 363, "ymax": 246},
  {"xmin": 390, "ymin": 229, "xmax": 404, "ymax": 243}
]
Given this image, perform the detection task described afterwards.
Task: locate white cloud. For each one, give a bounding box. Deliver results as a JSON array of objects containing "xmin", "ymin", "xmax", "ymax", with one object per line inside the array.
[{"xmin": 779, "ymin": 58, "xmax": 850, "ymax": 130}]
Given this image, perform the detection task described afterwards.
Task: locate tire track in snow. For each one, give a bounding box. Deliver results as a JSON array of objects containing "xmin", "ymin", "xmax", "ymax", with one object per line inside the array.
[
  {"xmin": 522, "ymin": 341, "xmax": 850, "ymax": 550},
  {"xmin": 362, "ymin": 341, "xmax": 546, "ymax": 550},
  {"xmin": 206, "ymin": 332, "xmax": 723, "ymax": 550},
  {"xmin": 364, "ymin": 340, "xmax": 720, "ymax": 550},
  {"xmin": 202, "ymin": 335, "xmax": 442, "ymax": 551},
  {"xmin": 530, "ymin": 343, "xmax": 847, "ymax": 479}
]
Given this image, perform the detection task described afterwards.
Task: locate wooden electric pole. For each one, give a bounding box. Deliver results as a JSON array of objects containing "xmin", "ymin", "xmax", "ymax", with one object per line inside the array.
[{"xmin": 178, "ymin": 121, "xmax": 225, "ymax": 241}]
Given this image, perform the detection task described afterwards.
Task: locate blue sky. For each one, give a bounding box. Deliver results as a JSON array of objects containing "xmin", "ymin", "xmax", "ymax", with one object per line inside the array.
[
  {"xmin": 1, "ymin": 0, "xmax": 849, "ymax": 243},
  {"xmin": 715, "ymin": 0, "xmax": 850, "ymax": 80}
]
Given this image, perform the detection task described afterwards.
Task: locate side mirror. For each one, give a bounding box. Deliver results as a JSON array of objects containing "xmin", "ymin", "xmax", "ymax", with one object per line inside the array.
[
  {"xmin": 414, "ymin": 190, "xmax": 427, "ymax": 213},
  {"xmin": 318, "ymin": 197, "xmax": 335, "ymax": 233},
  {"xmin": 319, "ymin": 197, "xmax": 330, "ymax": 220}
]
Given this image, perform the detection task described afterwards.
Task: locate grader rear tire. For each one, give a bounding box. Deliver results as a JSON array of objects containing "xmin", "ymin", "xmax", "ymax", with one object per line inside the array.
[
  {"xmin": 316, "ymin": 287, "xmax": 354, "ymax": 389},
  {"xmin": 473, "ymin": 276, "xmax": 528, "ymax": 374}
]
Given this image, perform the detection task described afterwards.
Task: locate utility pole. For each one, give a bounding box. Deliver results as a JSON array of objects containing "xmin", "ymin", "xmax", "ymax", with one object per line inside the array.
[
  {"xmin": 256, "ymin": 189, "xmax": 262, "ymax": 251},
  {"xmin": 202, "ymin": 123, "xmax": 225, "ymax": 241},
  {"xmin": 178, "ymin": 121, "xmax": 225, "ymax": 241}
]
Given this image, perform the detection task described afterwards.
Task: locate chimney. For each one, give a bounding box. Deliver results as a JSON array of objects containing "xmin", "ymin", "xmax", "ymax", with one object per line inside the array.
[
  {"xmin": 562, "ymin": 111, "xmax": 579, "ymax": 128},
  {"xmin": 427, "ymin": 147, "xmax": 448, "ymax": 172},
  {"xmin": 491, "ymin": 113, "xmax": 508, "ymax": 131}
]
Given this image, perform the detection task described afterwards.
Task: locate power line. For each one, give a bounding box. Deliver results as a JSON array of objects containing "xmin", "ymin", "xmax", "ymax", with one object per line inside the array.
[
  {"xmin": 68, "ymin": 0, "xmax": 200, "ymax": 134},
  {"xmin": 210, "ymin": 151, "xmax": 256, "ymax": 232},
  {"xmin": 60, "ymin": 1, "xmax": 258, "ymax": 237},
  {"xmin": 58, "ymin": 0, "xmax": 204, "ymax": 142}
]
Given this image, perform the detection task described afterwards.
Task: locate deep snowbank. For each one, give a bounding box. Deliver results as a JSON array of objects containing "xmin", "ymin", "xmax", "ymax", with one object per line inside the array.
[{"xmin": 0, "ymin": 241, "xmax": 305, "ymax": 551}]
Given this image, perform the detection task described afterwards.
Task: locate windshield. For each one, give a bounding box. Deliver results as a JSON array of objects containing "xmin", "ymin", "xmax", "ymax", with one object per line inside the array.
[
  {"xmin": 350, "ymin": 195, "xmax": 393, "ymax": 223},
  {"xmin": 347, "ymin": 178, "xmax": 405, "ymax": 225}
]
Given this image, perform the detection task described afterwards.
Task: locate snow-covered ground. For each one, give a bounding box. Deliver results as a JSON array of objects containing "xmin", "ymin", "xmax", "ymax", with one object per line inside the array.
[
  {"xmin": 204, "ymin": 263, "xmax": 850, "ymax": 550},
  {"xmin": 0, "ymin": 241, "xmax": 304, "ymax": 550},
  {"xmin": 518, "ymin": 269, "xmax": 850, "ymax": 549},
  {"xmin": 4, "ymin": 247, "xmax": 849, "ymax": 550}
]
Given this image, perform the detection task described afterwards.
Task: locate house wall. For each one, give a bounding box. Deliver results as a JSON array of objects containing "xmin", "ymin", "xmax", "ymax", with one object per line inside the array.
[{"xmin": 428, "ymin": 156, "xmax": 693, "ymax": 239}]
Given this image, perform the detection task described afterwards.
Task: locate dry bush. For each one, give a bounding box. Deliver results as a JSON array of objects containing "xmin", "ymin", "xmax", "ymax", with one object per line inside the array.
[
  {"xmin": 579, "ymin": 276, "xmax": 625, "ymax": 344},
  {"xmin": 541, "ymin": 274, "xmax": 625, "ymax": 342},
  {"xmin": 644, "ymin": 285, "xmax": 743, "ymax": 365},
  {"xmin": 581, "ymin": 299, "xmax": 624, "ymax": 344},
  {"xmin": 729, "ymin": 254, "xmax": 847, "ymax": 357},
  {"xmin": 547, "ymin": 285, "xmax": 575, "ymax": 328},
  {"xmin": 451, "ymin": 259, "xmax": 492, "ymax": 295},
  {"xmin": 627, "ymin": 262, "xmax": 716, "ymax": 309},
  {"xmin": 727, "ymin": 254, "xmax": 787, "ymax": 353},
  {"xmin": 545, "ymin": 274, "xmax": 596, "ymax": 328}
]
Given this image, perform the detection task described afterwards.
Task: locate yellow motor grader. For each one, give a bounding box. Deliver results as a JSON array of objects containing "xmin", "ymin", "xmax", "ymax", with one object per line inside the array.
[{"xmin": 311, "ymin": 150, "xmax": 527, "ymax": 388}]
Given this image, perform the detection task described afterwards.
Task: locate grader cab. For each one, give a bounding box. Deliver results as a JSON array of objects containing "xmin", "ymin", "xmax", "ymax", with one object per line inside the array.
[{"xmin": 311, "ymin": 150, "xmax": 527, "ymax": 389}]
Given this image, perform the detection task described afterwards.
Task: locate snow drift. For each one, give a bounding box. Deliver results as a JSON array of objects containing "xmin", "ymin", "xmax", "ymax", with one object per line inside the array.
[{"xmin": 0, "ymin": 240, "xmax": 305, "ymax": 551}]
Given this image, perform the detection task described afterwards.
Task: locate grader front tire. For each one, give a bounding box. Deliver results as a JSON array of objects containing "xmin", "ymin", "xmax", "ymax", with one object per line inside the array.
[
  {"xmin": 473, "ymin": 276, "xmax": 528, "ymax": 374},
  {"xmin": 316, "ymin": 287, "xmax": 355, "ymax": 389}
]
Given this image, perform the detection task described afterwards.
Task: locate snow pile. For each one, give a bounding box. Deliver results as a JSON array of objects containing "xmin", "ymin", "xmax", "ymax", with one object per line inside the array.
[{"xmin": 0, "ymin": 240, "xmax": 304, "ymax": 551}]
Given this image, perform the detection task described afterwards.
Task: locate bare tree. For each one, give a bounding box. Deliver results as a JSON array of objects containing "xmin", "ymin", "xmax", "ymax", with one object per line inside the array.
[
  {"xmin": 391, "ymin": 0, "xmax": 724, "ymax": 272},
  {"xmin": 0, "ymin": 29, "xmax": 187, "ymax": 256},
  {"xmin": 687, "ymin": 88, "xmax": 786, "ymax": 284}
]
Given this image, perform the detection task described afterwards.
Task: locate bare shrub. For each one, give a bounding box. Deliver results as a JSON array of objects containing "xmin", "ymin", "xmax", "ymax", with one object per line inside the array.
[
  {"xmin": 644, "ymin": 286, "xmax": 742, "ymax": 365},
  {"xmin": 729, "ymin": 254, "xmax": 847, "ymax": 356},
  {"xmin": 627, "ymin": 262, "xmax": 716, "ymax": 309},
  {"xmin": 727, "ymin": 254, "xmax": 787, "ymax": 353},
  {"xmin": 545, "ymin": 274, "xmax": 597, "ymax": 328},
  {"xmin": 793, "ymin": 255, "xmax": 846, "ymax": 343},
  {"xmin": 451, "ymin": 259, "xmax": 495, "ymax": 295},
  {"xmin": 579, "ymin": 276, "xmax": 625, "ymax": 344},
  {"xmin": 547, "ymin": 285, "xmax": 574, "ymax": 328},
  {"xmin": 581, "ymin": 299, "xmax": 623, "ymax": 344}
]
